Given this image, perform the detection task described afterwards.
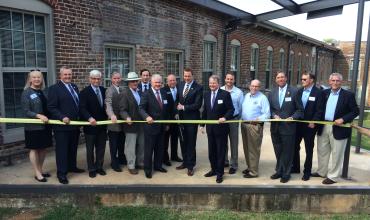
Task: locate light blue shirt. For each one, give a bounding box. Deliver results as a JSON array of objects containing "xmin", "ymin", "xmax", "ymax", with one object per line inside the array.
[
  {"xmin": 130, "ymin": 88, "xmax": 141, "ymax": 105},
  {"xmin": 170, "ymin": 87, "xmax": 177, "ymax": 101},
  {"xmin": 279, "ymin": 84, "xmax": 287, "ymax": 107},
  {"xmin": 241, "ymin": 91, "xmax": 270, "ymax": 121},
  {"xmin": 325, "ymin": 89, "xmax": 341, "ymax": 121},
  {"xmin": 220, "ymin": 85, "xmax": 244, "ymax": 117},
  {"xmin": 302, "ymin": 85, "xmax": 313, "ymax": 108}
]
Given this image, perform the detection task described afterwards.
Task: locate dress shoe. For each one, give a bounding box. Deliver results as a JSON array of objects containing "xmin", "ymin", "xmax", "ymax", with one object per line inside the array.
[
  {"xmin": 34, "ymin": 176, "xmax": 47, "ymax": 182},
  {"xmin": 280, "ymin": 177, "xmax": 290, "ymax": 183},
  {"xmin": 163, "ymin": 161, "xmax": 172, "ymax": 166},
  {"xmin": 216, "ymin": 176, "xmax": 223, "ymax": 183},
  {"xmin": 229, "ymin": 167, "xmax": 237, "ymax": 174},
  {"xmin": 242, "ymin": 169, "xmax": 250, "ymax": 175},
  {"xmin": 112, "ymin": 167, "xmax": 122, "ymax": 172},
  {"xmin": 270, "ymin": 173, "xmax": 281, "ymax": 179},
  {"xmin": 176, "ymin": 164, "xmax": 186, "ymax": 170},
  {"xmin": 322, "ymin": 178, "xmax": 336, "ymax": 185},
  {"xmin": 96, "ymin": 169, "xmax": 106, "ymax": 176},
  {"xmin": 154, "ymin": 167, "xmax": 168, "ymax": 173},
  {"xmin": 129, "ymin": 169, "xmax": 139, "ymax": 175},
  {"xmin": 224, "ymin": 162, "xmax": 230, "ymax": 168},
  {"xmin": 58, "ymin": 176, "xmax": 69, "ymax": 184},
  {"xmin": 302, "ymin": 173, "xmax": 310, "ymax": 181},
  {"xmin": 69, "ymin": 168, "xmax": 85, "ymax": 173},
  {"xmin": 42, "ymin": 173, "xmax": 51, "ymax": 178},
  {"xmin": 204, "ymin": 171, "xmax": 216, "ymax": 177},
  {"xmin": 171, "ymin": 157, "xmax": 183, "ymax": 162},
  {"xmin": 187, "ymin": 169, "xmax": 194, "ymax": 176},
  {"xmin": 311, "ymin": 172, "xmax": 324, "ymax": 178},
  {"xmin": 145, "ymin": 171, "xmax": 152, "ymax": 179},
  {"xmin": 243, "ymin": 173, "xmax": 258, "ymax": 178},
  {"xmin": 89, "ymin": 171, "xmax": 96, "ymax": 178}
]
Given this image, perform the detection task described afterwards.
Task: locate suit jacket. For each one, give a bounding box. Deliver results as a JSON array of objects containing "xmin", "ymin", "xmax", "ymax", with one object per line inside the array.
[
  {"xmin": 105, "ymin": 85, "xmax": 123, "ymax": 132},
  {"xmin": 318, "ymin": 88, "xmax": 359, "ymax": 140},
  {"xmin": 268, "ymin": 85, "xmax": 304, "ymax": 135},
  {"xmin": 118, "ymin": 87, "xmax": 143, "ymax": 133},
  {"xmin": 202, "ymin": 89, "xmax": 234, "ymax": 135},
  {"xmin": 139, "ymin": 88, "xmax": 170, "ymax": 135},
  {"xmin": 178, "ymin": 81, "xmax": 203, "ymax": 120},
  {"xmin": 138, "ymin": 82, "xmax": 151, "ymax": 96},
  {"xmin": 79, "ymin": 85, "xmax": 107, "ymax": 134},
  {"xmin": 21, "ymin": 87, "xmax": 49, "ymax": 131},
  {"xmin": 47, "ymin": 81, "xmax": 80, "ymax": 131},
  {"xmin": 163, "ymin": 85, "xmax": 179, "ymax": 119}
]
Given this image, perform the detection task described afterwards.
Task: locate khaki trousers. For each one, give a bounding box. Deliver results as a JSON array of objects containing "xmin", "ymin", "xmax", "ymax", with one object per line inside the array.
[
  {"xmin": 317, "ymin": 125, "xmax": 347, "ymax": 181},
  {"xmin": 241, "ymin": 123, "xmax": 264, "ymax": 176}
]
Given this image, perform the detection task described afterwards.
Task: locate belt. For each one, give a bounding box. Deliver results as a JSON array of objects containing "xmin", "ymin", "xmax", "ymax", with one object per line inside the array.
[{"xmin": 243, "ymin": 121, "xmax": 264, "ymax": 126}]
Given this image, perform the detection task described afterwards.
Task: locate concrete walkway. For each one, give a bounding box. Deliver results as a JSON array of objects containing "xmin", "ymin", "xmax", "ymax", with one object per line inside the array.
[{"xmin": 1, "ymin": 123, "xmax": 370, "ymax": 186}]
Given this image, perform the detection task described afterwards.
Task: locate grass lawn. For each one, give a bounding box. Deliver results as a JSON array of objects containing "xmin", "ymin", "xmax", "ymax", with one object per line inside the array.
[
  {"xmin": 1, "ymin": 206, "xmax": 370, "ymax": 220},
  {"xmin": 351, "ymin": 111, "xmax": 370, "ymax": 150}
]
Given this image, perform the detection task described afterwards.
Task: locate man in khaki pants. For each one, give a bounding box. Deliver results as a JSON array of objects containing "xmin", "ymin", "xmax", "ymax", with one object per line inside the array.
[{"xmin": 241, "ymin": 80, "xmax": 270, "ymax": 178}]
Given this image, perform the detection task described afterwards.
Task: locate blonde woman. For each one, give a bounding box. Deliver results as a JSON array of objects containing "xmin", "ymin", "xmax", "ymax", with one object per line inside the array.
[{"xmin": 21, "ymin": 70, "xmax": 52, "ymax": 182}]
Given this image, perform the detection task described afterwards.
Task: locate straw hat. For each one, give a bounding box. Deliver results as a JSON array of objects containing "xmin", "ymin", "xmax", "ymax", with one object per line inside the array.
[{"xmin": 125, "ymin": 72, "xmax": 141, "ymax": 81}]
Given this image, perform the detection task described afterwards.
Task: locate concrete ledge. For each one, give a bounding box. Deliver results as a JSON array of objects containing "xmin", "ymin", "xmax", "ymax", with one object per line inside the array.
[{"xmin": 1, "ymin": 184, "xmax": 370, "ymax": 213}]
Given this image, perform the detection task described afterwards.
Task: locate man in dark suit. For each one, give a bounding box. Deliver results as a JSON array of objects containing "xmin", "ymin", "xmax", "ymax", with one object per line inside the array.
[
  {"xmin": 139, "ymin": 74, "xmax": 169, "ymax": 178},
  {"xmin": 47, "ymin": 66, "xmax": 85, "ymax": 184},
  {"xmin": 313, "ymin": 73, "xmax": 359, "ymax": 184},
  {"xmin": 200, "ymin": 75, "xmax": 234, "ymax": 183},
  {"xmin": 292, "ymin": 72, "xmax": 323, "ymax": 181},
  {"xmin": 176, "ymin": 67, "xmax": 203, "ymax": 176},
  {"xmin": 268, "ymin": 71, "xmax": 303, "ymax": 183},
  {"xmin": 163, "ymin": 74, "xmax": 182, "ymax": 166},
  {"xmin": 79, "ymin": 70, "xmax": 108, "ymax": 178},
  {"xmin": 138, "ymin": 69, "xmax": 151, "ymax": 96}
]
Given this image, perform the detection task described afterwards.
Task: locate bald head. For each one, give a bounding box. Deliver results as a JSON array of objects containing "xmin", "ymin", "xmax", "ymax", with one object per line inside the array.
[
  {"xmin": 249, "ymin": 79, "xmax": 261, "ymax": 95},
  {"xmin": 167, "ymin": 74, "xmax": 177, "ymax": 88}
]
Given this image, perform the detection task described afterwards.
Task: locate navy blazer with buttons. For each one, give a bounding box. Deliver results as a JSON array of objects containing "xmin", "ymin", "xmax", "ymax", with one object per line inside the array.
[
  {"xmin": 178, "ymin": 81, "xmax": 203, "ymax": 120},
  {"xmin": 296, "ymin": 85, "xmax": 324, "ymax": 126}
]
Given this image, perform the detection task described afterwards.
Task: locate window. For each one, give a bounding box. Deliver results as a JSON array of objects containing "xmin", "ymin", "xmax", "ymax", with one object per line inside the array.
[
  {"xmin": 279, "ymin": 48, "xmax": 285, "ymax": 71},
  {"xmin": 297, "ymin": 52, "xmax": 302, "ymax": 85},
  {"xmin": 288, "ymin": 50, "xmax": 294, "ymax": 84},
  {"xmin": 311, "ymin": 47, "xmax": 316, "ymax": 74},
  {"xmin": 305, "ymin": 53, "xmax": 310, "ymax": 72},
  {"xmin": 203, "ymin": 34, "xmax": 216, "ymax": 91},
  {"xmin": 230, "ymin": 39, "xmax": 240, "ymax": 84},
  {"xmin": 250, "ymin": 43, "xmax": 259, "ymax": 80},
  {"xmin": 104, "ymin": 45, "xmax": 134, "ymax": 87},
  {"xmin": 265, "ymin": 46, "xmax": 273, "ymax": 89},
  {"xmin": 164, "ymin": 50, "xmax": 183, "ymax": 82}
]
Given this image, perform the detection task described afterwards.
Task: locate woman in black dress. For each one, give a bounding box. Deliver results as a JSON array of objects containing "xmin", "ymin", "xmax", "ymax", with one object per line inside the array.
[{"xmin": 21, "ymin": 70, "xmax": 52, "ymax": 182}]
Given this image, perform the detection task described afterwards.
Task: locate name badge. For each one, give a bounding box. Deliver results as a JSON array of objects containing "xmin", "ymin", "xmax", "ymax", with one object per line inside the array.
[
  {"xmin": 30, "ymin": 94, "xmax": 38, "ymax": 100},
  {"xmin": 308, "ymin": 96, "xmax": 316, "ymax": 101},
  {"xmin": 163, "ymin": 100, "xmax": 168, "ymax": 104},
  {"xmin": 166, "ymin": 91, "xmax": 171, "ymax": 94},
  {"xmin": 285, "ymin": 97, "xmax": 292, "ymax": 102},
  {"xmin": 217, "ymin": 100, "xmax": 223, "ymax": 104}
]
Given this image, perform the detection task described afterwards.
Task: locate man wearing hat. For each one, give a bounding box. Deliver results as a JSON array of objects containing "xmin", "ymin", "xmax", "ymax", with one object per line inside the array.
[{"xmin": 118, "ymin": 72, "xmax": 145, "ymax": 175}]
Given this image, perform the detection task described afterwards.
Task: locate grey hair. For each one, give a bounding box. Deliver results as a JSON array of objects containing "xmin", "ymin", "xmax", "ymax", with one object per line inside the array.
[
  {"xmin": 111, "ymin": 71, "xmax": 121, "ymax": 78},
  {"xmin": 209, "ymin": 74, "xmax": 220, "ymax": 84},
  {"xmin": 329, "ymin": 72, "xmax": 343, "ymax": 81},
  {"xmin": 151, "ymin": 74, "xmax": 162, "ymax": 82},
  {"xmin": 250, "ymin": 79, "xmax": 261, "ymax": 86},
  {"xmin": 59, "ymin": 66, "xmax": 71, "ymax": 74},
  {"xmin": 89, "ymin": 69, "xmax": 102, "ymax": 78}
]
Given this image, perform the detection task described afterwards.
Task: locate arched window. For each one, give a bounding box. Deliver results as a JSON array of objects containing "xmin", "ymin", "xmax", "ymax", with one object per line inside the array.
[
  {"xmin": 230, "ymin": 39, "xmax": 241, "ymax": 84},
  {"xmin": 250, "ymin": 43, "xmax": 259, "ymax": 80},
  {"xmin": 265, "ymin": 46, "xmax": 273, "ymax": 89},
  {"xmin": 288, "ymin": 50, "xmax": 294, "ymax": 84},
  {"xmin": 311, "ymin": 47, "xmax": 316, "ymax": 74},
  {"xmin": 203, "ymin": 34, "xmax": 217, "ymax": 91},
  {"xmin": 297, "ymin": 52, "xmax": 302, "ymax": 85},
  {"xmin": 305, "ymin": 53, "xmax": 310, "ymax": 72},
  {"xmin": 279, "ymin": 48, "xmax": 285, "ymax": 71}
]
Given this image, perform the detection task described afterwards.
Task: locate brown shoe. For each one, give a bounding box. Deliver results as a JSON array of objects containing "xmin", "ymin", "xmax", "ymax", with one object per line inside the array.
[
  {"xmin": 187, "ymin": 169, "xmax": 194, "ymax": 176},
  {"xmin": 176, "ymin": 164, "xmax": 186, "ymax": 170},
  {"xmin": 128, "ymin": 169, "xmax": 139, "ymax": 175},
  {"xmin": 322, "ymin": 178, "xmax": 336, "ymax": 185}
]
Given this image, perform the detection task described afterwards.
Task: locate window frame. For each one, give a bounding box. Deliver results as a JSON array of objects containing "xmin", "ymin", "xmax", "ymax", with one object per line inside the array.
[
  {"xmin": 279, "ymin": 48, "xmax": 285, "ymax": 71},
  {"xmin": 265, "ymin": 46, "xmax": 273, "ymax": 90},
  {"xmin": 250, "ymin": 43, "xmax": 259, "ymax": 80},
  {"xmin": 297, "ymin": 52, "xmax": 302, "ymax": 85},
  {"xmin": 230, "ymin": 39, "xmax": 241, "ymax": 85},
  {"xmin": 202, "ymin": 34, "xmax": 217, "ymax": 92},
  {"xmin": 164, "ymin": 49, "xmax": 184, "ymax": 83}
]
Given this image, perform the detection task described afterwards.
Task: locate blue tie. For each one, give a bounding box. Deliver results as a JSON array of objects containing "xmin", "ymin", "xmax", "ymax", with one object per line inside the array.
[
  {"xmin": 279, "ymin": 89, "xmax": 284, "ymax": 108},
  {"xmin": 68, "ymin": 84, "xmax": 79, "ymax": 106}
]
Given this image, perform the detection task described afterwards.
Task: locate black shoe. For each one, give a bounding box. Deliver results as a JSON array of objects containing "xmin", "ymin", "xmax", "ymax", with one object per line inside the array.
[
  {"xmin": 89, "ymin": 171, "xmax": 96, "ymax": 178},
  {"xmin": 216, "ymin": 176, "xmax": 223, "ymax": 183},
  {"xmin": 96, "ymin": 169, "xmax": 106, "ymax": 176},
  {"xmin": 302, "ymin": 173, "xmax": 310, "ymax": 181},
  {"xmin": 311, "ymin": 172, "xmax": 324, "ymax": 178},
  {"xmin": 322, "ymin": 178, "xmax": 336, "ymax": 185},
  {"xmin": 204, "ymin": 171, "xmax": 216, "ymax": 177},
  {"xmin": 58, "ymin": 176, "xmax": 69, "ymax": 184},
  {"xmin": 42, "ymin": 173, "xmax": 51, "ymax": 178},
  {"xmin": 270, "ymin": 173, "xmax": 281, "ymax": 179},
  {"xmin": 224, "ymin": 162, "xmax": 230, "ymax": 168},
  {"xmin": 187, "ymin": 169, "xmax": 194, "ymax": 176},
  {"xmin": 242, "ymin": 169, "xmax": 250, "ymax": 175},
  {"xmin": 176, "ymin": 164, "xmax": 186, "ymax": 170},
  {"xmin": 145, "ymin": 171, "xmax": 152, "ymax": 179},
  {"xmin": 171, "ymin": 157, "xmax": 183, "ymax": 162},
  {"xmin": 112, "ymin": 167, "xmax": 122, "ymax": 172},
  {"xmin": 154, "ymin": 167, "xmax": 168, "ymax": 173},
  {"xmin": 229, "ymin": 168, "xmax": 237, "ymax": 174},
  {"xmin": 280, "ymin": 177, "xmax": 290, "ymax": 183},
  {"xmin": 243, "ymin": 173, "xmax": 258, "ymax": 178},
  {"xmin": 69, "ymin": 168, "xmax": 85, "ymax": 173},
  {"xmin": 34, "ymin": 176, "xmax": 47, "ymax": 182},
  {"xmin": 163, "ymin": 161, "xmax": 172, "ymax": 166}
]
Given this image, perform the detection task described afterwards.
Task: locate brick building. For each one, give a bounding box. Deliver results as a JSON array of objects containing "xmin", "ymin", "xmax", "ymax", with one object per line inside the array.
[{"xmin": 0, "ymin": 0, "xmax": 347, "ymax": 148}]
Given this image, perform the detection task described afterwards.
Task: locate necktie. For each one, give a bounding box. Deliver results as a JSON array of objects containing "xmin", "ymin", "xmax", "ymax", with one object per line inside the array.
[
  {"xmin": 279, "ymin": 89, "xmax": 284, "ymax": 108},
  {"xmin": 68, "ymin": 84, "xmax": 79, "ymax": 106},
  {"xmin": 172, "ymin": 88, "xmax": 176, "ymax": 101},
  {"xmin": 156, "ymin": 90, "xmax": 163, "ymax": 109},
  {"xmin": 302, "ymin": 90, "xmax": 308, "ymax": 108},
  {"xmin": 183, "ymin": 84, "xmax": 190, "ymax": 97},
  {"xmin": 211, "ymin": 91, "xmax": 216, "ymax": 109},
  {"xmin": 144, "ymin": 84, "xmax": 148, "ymax": 92},
  {"xmin": 96, "ymin": 87, "xmax": 103, "ymax": 107}
]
